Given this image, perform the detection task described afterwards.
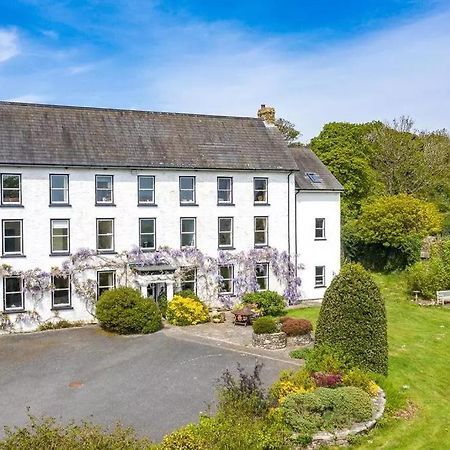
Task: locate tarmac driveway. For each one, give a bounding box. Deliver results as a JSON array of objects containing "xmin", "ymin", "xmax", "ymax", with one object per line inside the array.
[{"xmin": 0, "ymin": 326, "xmax": 295, "ymax": 442}]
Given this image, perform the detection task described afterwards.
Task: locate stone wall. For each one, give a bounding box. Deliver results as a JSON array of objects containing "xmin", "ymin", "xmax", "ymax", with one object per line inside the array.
[{"xmin": 252, "ymin": 331, "xmax": 287, "ymax": 350}]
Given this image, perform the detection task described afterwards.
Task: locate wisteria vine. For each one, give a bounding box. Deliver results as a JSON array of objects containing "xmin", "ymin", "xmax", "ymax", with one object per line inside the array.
[{"xmin": 0, "ymin": 246, "xmax": 302, "ymax": 331}]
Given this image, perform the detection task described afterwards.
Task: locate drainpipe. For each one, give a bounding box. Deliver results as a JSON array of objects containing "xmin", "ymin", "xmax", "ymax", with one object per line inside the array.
[
  {"xmin": 294, "ymin": 188, "xmax": 300, "ymax": 278},
  {"xmin": 287, "ymin": 171, "xmax": 294, "ymax": 257}
]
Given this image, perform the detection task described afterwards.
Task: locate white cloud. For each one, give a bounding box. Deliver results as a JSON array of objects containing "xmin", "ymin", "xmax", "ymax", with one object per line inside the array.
[
  {"xmin": 6, "ymin": 94, "xmax": 49, "ymax": 103},
  {"xmin": 0, "ymin": 28, "xmax": 19, "ymax": 63},
  {"xmin": 143, "ymin": 10, "xmax": 450, "ymax": 140}
]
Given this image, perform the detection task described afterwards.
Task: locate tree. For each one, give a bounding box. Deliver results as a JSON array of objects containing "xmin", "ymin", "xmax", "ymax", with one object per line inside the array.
[
  {"xmin": 344, "ymin": 194, "xmax": 443, "ymax": 270},
  {"xmin": 274, "ymin": 117, "xmax": 301, "ymax": 145},
  {"xmin": 310, "ymin": 122, "xmax": 381, "ymax": 217},
  {"xmin": 315, "ymin": 263, "xmax": 388, "ymax": 375},
  {"xmin": 368, "ymin": 116, "xmax": 450, "ymax": 196}
]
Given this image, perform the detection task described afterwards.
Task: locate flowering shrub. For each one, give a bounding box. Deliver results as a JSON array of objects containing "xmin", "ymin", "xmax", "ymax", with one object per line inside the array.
[
  {"xmin": 280, "ymin": 318, "xmax": 313, "ymax": 336},
  {"xmin": 242, "ymin": 290, "xmax": 286, "ymax": 316},
  {"xmin": 342, "ymin": 368, "xmax": 379, "ymax": 397},
  {"xmin": 312, "ymin": 372, "xmax": 342, "ymax": 388},
  {"xmin": 166, "ymin": 295, "xmax": 209, "ymax": 326},
  {"xmin": 270, "ymin": 369, "xmax": 316, "ymax": 403}
]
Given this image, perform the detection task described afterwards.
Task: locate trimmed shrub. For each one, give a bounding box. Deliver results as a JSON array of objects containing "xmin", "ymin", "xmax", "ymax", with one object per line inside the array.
[
  {"xmin": 315, "ymin": 263, "xmax": 388, "ymax": 375},
  {"xmin": 312, "ymin": 372, "xmax": 342, "ymax": 388},
  {"xmin": 280, "ymin": 386, "xmax": 373, "ymax": 440},
  {"xmin": 252, "ymin": 317, "xmax": 278, "ymax": 334},
  {"xmin": 166, "ymin": 295, "xmax": 209, "ymax": 326},
  {"xmin": 280, "ymin": 318, "xmax": 312, "ymax": 336},
  {"xmin": 0, "ymin": 414, "xmax": 152, "ymax": 449},
  {"xmin": 96, "ymin": 287, "xmax": 162, "ymax": 334},
  {"xmin": 242, "ymin": 290, "xmax": 286, "ymax": 316}
]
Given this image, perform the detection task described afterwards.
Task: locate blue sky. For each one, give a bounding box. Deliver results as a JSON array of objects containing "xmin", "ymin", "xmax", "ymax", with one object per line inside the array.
[{"xmin": 0, "ymin": 0, "xmax": 449, "ymax": 140}]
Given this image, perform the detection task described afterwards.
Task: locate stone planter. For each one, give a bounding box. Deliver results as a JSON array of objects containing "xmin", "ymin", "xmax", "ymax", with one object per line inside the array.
[
  {"xmin": 289, "ymin": 332, "xmax": 314, "ymax": 346},
  {"xmin": 252, "ymin": 331, "xmax": 287, "ymax": 350}
]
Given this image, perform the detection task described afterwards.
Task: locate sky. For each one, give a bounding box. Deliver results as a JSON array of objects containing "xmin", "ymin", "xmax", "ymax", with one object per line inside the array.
[{"xmin": 0, "ymin": 0, "xmax": 449, "ymax": 141}]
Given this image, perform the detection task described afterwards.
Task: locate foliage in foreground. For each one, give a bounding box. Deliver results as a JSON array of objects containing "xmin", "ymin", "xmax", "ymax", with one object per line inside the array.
[
  {"xmin": 166, "ymin": 295, "xmax": 209, "ymax": 326},
  {"xmin": 0, "ymin": 415, "xmax": 152, "ymax": 450},
  {"xmin": 38, "ymin": 320, "xmax": 85, "ymax": 331},
  {"xmin": 315, "ymin": 263, "xmax": 388, "ymax": 375},
  {"xmin": 96, "ymin": 287, "xmax": 162, "ymax": 334},
  {"xmin": 242, "ymin": 290, "xmax": 286, "ymax": 316}
]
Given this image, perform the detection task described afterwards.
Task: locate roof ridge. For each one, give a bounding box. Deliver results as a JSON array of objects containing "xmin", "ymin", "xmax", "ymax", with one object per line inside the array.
[{"xmin": 0, "ymin": 101, "xmax": 261, "ymax": 122}]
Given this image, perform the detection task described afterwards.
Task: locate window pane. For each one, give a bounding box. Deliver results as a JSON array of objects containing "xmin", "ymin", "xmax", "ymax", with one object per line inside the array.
[
  {"xmin": 139, "ymin": 176, "xmax": 154, "ymax": 190},
  {"xmin": 96, "ymin": 190, "xmax": 112, "ymax": 203},
  {"xmin": 5, "ymin": 237, "xmax": 20, "ymax": 253},
  {"xmin": 3, "ymin": 175, "xmax": 20, "ymax": 189},
  {"xmin": 96, "ymin": 176, "xmax": 112, "ymax": 189},
  {"xmin": 255, "ymin": 232, "xmax": 266, "ymax": 245},
  {"xmin": 219, "ymin": 218, "xmax": 232, "ymax": 232},
  {"xmin": 140, "ymin": 235, "xmax": 155, "ymax": 248},
  {"xmin": 139, "ymin": 190, "xmax": 154, "ymax": 203},
  {"xmin": 53, "ymin": 289, "xmax": 69, "ymax": 305},
  {"xmin": 181, "ymin": 233, "xmax": 195, "ymax": 247},
  {"xmin": 180, "ymin": 177, "xmax": 194, "ymax": 190},
  {"xmin": 4, "ymin": 221, "xmax": 20, "ymax": 236},
  {"xmin": 140, "ymin": 219, "xmax": 154, "ymax": 234},
  {"xmin": 53, "ymin": 236, "xmax": 68, "ymax": 251},
  {"xmin": 98, "ymin": 235, "xmax": 112, "ymax": 249},
  {"xmin": 218, "ymin": 190, "xmax": 230, "ymax": 202},
  {"xmin": 220, "ymin": 266, "xmax": 231, "ymax": 279},
  {"xmin": 218, "ymin": 178, "xmax": 230, "ymax": 190},
  {"xmin": 254, "ymin": 190, "xmax": 267, "ymax": 202},
  {"xmin": 181, "ymin": 219, "xmax": 195, "ymax": 233},
  {"xmin": 51, "ymin": 190, "xmax": 67, "ymax": 203},
  {"xmin": 3, "ymin": 190, "xmax": 20, "ymax": 203},
  {"xmin": 180, "ymin": 190, "xmax": 194, "ymax": 203},
  {"xmin": 255, "ymin": 218, "xmax": 266, "ymax": 230},
  {"xmin": 5, "ymin": 277, "xmax": 21, "ymax": 292},
  {"xmin": 219, "ymin": 233, "xmax": 231, "ymax": 246},
  {"xmin": 98, "ymin": 220, "xmax": 113, "ymax": 234},
  {"xmin": 51, "ymin": 175, "xmax": 67, "ymax": 189},
  {"xmin": 99, "ymin": 272, "xmax": 113, "ymax": 286},
  {"xmin": 254, "ymin": 179, "xmax": 267, "ymax": 191},
  {"xmin": 54, "ymin": 276, "xmax": 69, "ymax": 290},
  {"xmin": 5, "ymin": 293, "xmax": 22, "ymax": 309}
]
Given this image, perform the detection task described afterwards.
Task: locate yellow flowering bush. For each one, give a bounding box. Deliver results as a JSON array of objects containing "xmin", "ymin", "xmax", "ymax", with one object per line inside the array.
[
  {"xmin": 166, "ymin": 295, "xmax": 210, "ymax": 326},
  {"xmin": 342, "ymin": 367, "xmax": 380, "ymax": 397},
  {"xmin": 270, "ymin": 368, "xmax": 316, "ymax": 403}
]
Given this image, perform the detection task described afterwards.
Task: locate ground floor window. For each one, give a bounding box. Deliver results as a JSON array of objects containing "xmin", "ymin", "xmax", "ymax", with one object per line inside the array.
[
  {"xmin": 255, "ymin": 263, "xmax": 269, "ymax": 291},
  {"xmin": 97, "ymin": 271, "xmax": 116, "ymax": 297},
  {"xmin": 4, "ymin": 276, "xmax": 24, "ymax": 311},
  {"xmin": 180, "ymin": 268, "xmax": 197, "ymax": 292},
  {"xmin": 315, "ymin": 265, "xmax": 325, "ymax": 287},
  {"xmin": 52, "ymin": 276, "xmax": 71, "ymax": 308},
  {"xmin": 219, "ymin": 265, "xmax": 234, "ymax": 294}
]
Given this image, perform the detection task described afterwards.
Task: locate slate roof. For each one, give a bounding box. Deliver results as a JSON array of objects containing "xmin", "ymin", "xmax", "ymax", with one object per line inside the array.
[
  {"xmin": 0, "ymin": 102, "xmax": 299, "ymax": 171},
  {"xmin": 290, "ymin": 146, "xmax": 344, "ymax": 191}
]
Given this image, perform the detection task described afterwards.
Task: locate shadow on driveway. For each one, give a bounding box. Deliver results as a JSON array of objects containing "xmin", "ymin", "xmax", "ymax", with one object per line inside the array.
[{"xmin": 0, "ymin": 326, "xmax": 296, "ymax": 442}]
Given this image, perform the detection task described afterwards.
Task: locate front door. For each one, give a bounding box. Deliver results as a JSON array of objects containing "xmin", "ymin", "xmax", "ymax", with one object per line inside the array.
[{"xmin": 147, "ymin": 283, "xmax": 166, "ymax": 302}]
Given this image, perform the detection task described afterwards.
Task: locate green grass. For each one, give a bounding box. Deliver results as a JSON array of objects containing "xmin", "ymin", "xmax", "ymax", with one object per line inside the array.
[{"xmin": 287, "ymin": 272, "xmax": 450, "ymax": 450}]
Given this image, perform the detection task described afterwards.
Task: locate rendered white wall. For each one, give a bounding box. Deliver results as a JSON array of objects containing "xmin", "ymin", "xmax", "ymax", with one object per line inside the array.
[
  {"xmin": 0, "ymin": 166, "xmax": 295, "ymax": 330},
  {"xmin": 296, "ymin": 191, "xmax": 341, "ymax": 300}
]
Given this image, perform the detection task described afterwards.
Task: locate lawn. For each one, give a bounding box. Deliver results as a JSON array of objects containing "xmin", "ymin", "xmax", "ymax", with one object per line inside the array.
[{"xmin": 287, "ymin": 272, "xmax": 450, "ymax": 450}]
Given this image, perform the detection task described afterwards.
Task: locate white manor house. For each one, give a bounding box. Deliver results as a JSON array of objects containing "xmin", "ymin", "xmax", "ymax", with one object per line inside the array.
[{"xmin": 0, "ymin": 102, "xmax": 342, "ymax": 332}]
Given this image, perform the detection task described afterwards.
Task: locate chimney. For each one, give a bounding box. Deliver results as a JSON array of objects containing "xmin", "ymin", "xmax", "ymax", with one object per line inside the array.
[{"xmin": 257, "ymin": 104, "xmax": 275, "ymax": 124}]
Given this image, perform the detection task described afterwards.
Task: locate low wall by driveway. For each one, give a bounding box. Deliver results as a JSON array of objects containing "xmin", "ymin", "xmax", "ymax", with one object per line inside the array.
[{"xmin": 252, "ymin": 331, "xmax": 287, "ymax": 350}]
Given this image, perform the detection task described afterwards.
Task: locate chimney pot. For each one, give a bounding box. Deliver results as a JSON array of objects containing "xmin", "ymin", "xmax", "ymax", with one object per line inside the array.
[{"xmin": 257, "ymin": 104, "xmax": 276, "ymax": 124}]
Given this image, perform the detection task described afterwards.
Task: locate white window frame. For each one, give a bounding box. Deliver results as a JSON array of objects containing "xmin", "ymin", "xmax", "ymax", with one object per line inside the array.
[
  {"xmin": 315, "ymin": 266, "xmax": 326, "ymax": 287},
  {"xmin": 219, "ymin": 265, "xmax": 234, "ymax": 294},
  {"xmin": 49, "ymin": 174, "xmax": 69, "ymax": 205},
  {"xmin": 51, "ymin": 219, "xmax": 70, "ymax": 254},
  {"xmin": 139, "ymin": 218, "xmax": 156, "ymax": 250},
  {"xmin": 97, "ymin": 271, "xmax": 116, "ymax": 297},
  {"xmin": 2, "ymin": 219, "xmax": 23, "ymax": 256},
  {"xmin": 217, "ymin": 177, "xmax": 233, "ymax": 205},
  {"xmin": 4, "ymin": 276, "xmax": 24, "ymax": 311},
  {"xmin": 52, "ymin": 275, "xmax": 71, "ymax": 308},
  {"xmin": 138, "ymin": 175, "xmax": 155, "ymax": 205},
  {"xmin": 253, "ymin": 177, "xmax": 268, "ymax": 204},
  {"xmin": 180, "ymin": 217, "xmax": 196, "ymax": 248},
  {"xmin": 255, "ymin": 263, "xmax": 269, "ymax": 291},
  {"xmin": 254, "ymin": 216, "xmax": 268, "ymax": 247},
  {"xmin": 179, "ymin": 268, "xmax": 197, "ymax": 292},
  {"xmin": 1, "ymin": 174, "xmax": 21, "ymax": 205},
  {"xmin": 315, "ymin": 218, "xmax": 326, "ymax": 240},
  {"xmin": 95, "ymin": 175, "xmax": 114, "ymax": 205},
  {"xmin": 96, "ymin": 218, "xmax": 115, "ymax": 252},
  {"xmin": 218, "ymin": 217, "xmax": 233, "ymax": 248},
  {"xmin": 179, "ymin": 176, "xmax": 196, "ymax": 204}
]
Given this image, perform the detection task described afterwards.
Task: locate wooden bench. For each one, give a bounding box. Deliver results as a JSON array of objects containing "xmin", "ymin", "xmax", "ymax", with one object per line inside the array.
[{"xmin": 436, "ymin": 290, "xmax": 450, "ymax": 305}]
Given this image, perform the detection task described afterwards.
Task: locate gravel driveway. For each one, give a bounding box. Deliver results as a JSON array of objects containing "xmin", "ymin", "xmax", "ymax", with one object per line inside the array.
[{"xmin": 0, "ymin": 326, "xmax": 296, "ymax": 442}]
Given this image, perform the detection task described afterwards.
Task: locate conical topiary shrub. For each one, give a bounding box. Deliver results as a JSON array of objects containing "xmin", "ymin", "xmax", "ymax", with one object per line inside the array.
[{"xmin": 315, "ymin": 263, "xmax": 388, "ymax": 375}]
